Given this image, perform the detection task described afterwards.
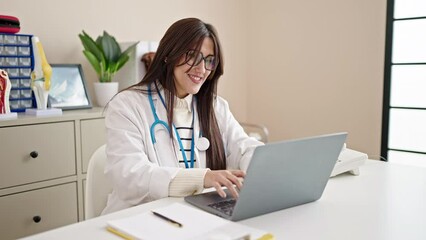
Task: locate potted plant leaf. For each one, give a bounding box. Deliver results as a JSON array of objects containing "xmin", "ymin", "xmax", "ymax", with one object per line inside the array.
[{"xmin": 78, "ymin": 31, "xmax": 137, "ymax": 106}]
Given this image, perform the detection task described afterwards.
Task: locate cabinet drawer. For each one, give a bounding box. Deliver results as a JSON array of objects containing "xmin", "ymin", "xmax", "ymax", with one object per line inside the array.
[
  {"xmin": 0, "ymin": 183, "xmax": 78, "ymax": 240},
  {"xmin": 81, "ymin": 118, "xmax": 106, "ymax": 173},
  {"xmin": 0, "ymin": 122, "xmax": 76, "ymax": 189}
]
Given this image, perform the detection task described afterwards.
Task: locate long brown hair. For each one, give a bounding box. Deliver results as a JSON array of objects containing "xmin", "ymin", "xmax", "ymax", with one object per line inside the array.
[{"xmin": 132, "ymin": 18, "xmax": 226, "ymax": 170}]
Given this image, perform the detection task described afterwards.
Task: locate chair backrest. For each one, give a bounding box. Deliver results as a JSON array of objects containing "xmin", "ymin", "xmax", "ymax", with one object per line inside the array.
[
  {"xmin": 84, "ymin": 144, "xmax": 112, "ymax": 219},
  {"xmin": 240, "ymin": 122, "xmax": 269, "ymax": 143}
]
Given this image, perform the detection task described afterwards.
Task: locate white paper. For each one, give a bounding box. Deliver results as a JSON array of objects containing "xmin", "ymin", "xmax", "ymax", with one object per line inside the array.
[{"xmin": 107, "ymin": 203, "xmax": 265, "ymax": 240}]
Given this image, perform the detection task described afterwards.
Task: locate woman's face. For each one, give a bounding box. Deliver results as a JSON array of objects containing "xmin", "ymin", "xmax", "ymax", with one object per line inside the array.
[{"xmin": 173, "ymin": 37, "xmax": 215, "ymax": 98}]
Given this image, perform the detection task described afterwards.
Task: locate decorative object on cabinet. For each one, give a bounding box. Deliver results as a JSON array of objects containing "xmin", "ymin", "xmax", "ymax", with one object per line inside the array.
[
  {"xmin": 141, "ymin": 51, "xmax": 156, "ymax": 71},
  {"xmin": 0, "ymin": 15, "xmax": 20, "ymax": 34},
  {"xmin": 0, "ymin": 33, "xmax": 36, "ymax": 112},
  {"xmin": 47, "ymin": 64, "xmax": 91, "ymax": 110},
  {"xmin": 78, "ymin": 31, "xmax": 138, "ymax": 83},
  {"xmin": 30, "ymin": 36, "xmax": 51, "ymax": 110},
  {"xmin": 93, "ymin": 81, "xmax": 118, "ymax": 107},
  {"xmin": 25, "ymin": 37, "xmax": 63, "ymax": 116},
  {"xmin": 78, "ymin": 31, "xmax": 138, "ymax": 107},
  {"xmin": 0, "ymin": 68, "xmax": 17, "ymax": 119}
]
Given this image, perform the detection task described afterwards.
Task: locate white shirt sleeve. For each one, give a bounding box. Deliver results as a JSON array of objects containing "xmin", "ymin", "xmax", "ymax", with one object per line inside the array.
[{"xmin": 168, "ymin": 168, "xmax": 208, "ymax": 197}]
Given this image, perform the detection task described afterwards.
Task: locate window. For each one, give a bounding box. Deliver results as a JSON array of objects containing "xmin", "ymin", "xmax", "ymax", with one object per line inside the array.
[{"xmin": 383, "ymin": 0, "xmax": 426, "ymax": 167}]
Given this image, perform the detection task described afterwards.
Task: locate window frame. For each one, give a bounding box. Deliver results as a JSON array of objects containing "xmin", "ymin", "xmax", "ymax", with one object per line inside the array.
[{"xmin": 382, "ymin": 0, "xmax": 426, "ymax": 162}]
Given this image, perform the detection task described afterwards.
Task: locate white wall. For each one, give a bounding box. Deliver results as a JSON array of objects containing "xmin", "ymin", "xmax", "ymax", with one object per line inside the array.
[
  {"xmin": 1, "ymin": 0, "xmax": 387, "ymax": 157},
  {"xmin": 247, "ymin": 0, "xmax": 387, "ymax": 157}
]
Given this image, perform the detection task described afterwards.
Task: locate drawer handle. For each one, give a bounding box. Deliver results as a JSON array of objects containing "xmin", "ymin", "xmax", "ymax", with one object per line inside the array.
[
  {"xmin": 33, "ymin": 216, "xmax": 41, "ymax": 223},
  {"xmin": 30, "ymin": 151, "xmax": 39, "ymax": 158}
]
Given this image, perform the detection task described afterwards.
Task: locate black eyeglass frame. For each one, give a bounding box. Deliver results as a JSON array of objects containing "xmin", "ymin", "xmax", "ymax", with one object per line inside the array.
[{"xmin": 184, "ymin": 50, "xmax": 217, "ymax": 71}]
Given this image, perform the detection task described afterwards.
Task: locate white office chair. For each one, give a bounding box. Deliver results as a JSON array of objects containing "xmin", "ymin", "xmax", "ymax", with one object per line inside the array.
[
  {"xmin": 240, "ymin": 122, "xmax": 269, "ymax": 143},
  {"xmin": 85, "ymin": 144, "xmax": 112, "ymax": 220}
]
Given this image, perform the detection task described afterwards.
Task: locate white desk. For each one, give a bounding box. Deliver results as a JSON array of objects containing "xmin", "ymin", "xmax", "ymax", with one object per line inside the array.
[{"xmin": 21, "ymin": 160, "xmax": 426, "ymax": 240}]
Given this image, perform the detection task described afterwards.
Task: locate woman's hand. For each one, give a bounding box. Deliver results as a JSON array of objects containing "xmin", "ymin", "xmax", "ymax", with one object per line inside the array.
[{"xmin": 204, "ymin": 170, "xmax": 246, "ymax": 199}]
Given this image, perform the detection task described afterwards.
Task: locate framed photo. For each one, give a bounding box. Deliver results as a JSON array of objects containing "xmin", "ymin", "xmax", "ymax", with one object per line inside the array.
[{"xmin": 48, "ymin": 64, "xmax": 92, "ymax": 110}]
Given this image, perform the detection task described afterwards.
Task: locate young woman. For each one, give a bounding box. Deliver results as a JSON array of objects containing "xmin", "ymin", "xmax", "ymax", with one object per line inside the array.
[{"xmin": 102, "ymin": 18, "xmax": 263, "ymax": 214}]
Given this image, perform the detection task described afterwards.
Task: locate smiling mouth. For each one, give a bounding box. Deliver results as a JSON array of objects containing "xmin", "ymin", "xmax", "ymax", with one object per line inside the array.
[{"xmin": 188, "ymin": 74, "xmax": 203, "ymax": 83}]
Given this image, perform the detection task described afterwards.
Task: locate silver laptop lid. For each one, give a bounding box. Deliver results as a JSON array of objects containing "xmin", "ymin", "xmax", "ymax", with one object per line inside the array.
[{"xmin": 231, "ymin": 132, "xmax": 347, "ymax": 220}]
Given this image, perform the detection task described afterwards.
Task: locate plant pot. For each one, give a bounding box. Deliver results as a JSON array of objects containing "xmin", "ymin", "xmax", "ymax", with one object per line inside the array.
[{"xmin": 93, "ymin": 82, "xmax": 119, "ymax": 107}]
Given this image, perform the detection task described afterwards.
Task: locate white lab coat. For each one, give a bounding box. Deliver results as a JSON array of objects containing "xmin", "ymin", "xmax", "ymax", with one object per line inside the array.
[{"xmin": 102, "ymin": 87, "xmax": 263, "ymax": 214}]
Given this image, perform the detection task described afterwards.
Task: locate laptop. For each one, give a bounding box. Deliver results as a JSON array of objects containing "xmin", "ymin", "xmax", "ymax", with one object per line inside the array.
[{"xmin": 184, "ymin": 132, "xmax": 347, "ymax": 221}]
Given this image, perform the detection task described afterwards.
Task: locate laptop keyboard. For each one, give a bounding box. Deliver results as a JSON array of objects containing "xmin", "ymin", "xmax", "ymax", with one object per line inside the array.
[{"xmin": 208, "ymin": 199, "xmax": 236, "ymax": 216}]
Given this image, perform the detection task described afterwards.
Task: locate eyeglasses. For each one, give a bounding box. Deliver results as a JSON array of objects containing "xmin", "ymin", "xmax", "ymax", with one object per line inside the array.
[{"xmin": 184, "ymin": 50, "xmax": 217, "ymax": 71}]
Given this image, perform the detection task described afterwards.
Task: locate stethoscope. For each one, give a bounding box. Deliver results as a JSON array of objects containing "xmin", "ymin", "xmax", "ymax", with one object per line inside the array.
[{"xmin": 148, "ymin": 82, "xmax": 210, "ymax": 168}]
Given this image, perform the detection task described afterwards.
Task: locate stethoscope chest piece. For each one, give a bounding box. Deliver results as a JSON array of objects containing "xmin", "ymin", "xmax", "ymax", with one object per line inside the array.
[{"xmin": 196, "ymin": 137, "xmax": 210, "ymax": 151}]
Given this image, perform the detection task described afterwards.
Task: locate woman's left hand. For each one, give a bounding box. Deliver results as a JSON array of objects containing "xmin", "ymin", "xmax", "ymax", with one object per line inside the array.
[{"xmin": 203, "ymin": 170, "xmax": 246, "ymax": 199}]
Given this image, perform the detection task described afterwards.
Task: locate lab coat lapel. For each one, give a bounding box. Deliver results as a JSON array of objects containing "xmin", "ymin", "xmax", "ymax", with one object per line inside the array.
[{"xmin": 150, "ymin": 92, "xmax": 180, "ymax": 167}]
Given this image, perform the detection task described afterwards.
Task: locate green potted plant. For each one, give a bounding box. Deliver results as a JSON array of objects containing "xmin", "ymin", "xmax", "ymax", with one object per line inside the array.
[{"xmin": 78, "ymin": 30, "xmax": 137, "ymax": 106}]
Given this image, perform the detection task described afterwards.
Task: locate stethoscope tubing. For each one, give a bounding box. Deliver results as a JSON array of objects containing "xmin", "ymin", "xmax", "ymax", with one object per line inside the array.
[{"xmin": 148, "ymin": 82, "xmax": 195, "ymax": 168}]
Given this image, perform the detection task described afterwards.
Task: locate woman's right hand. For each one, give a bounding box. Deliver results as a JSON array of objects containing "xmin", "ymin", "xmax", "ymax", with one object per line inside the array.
[{"xmin": 204, "ymin": 170, "xmax": 246, "ymax": 199}]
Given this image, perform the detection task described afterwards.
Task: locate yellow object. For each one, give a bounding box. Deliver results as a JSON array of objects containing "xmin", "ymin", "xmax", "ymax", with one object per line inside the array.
[
  {"xmin": 257, "ymin": 233, "xmax": 276, "ymax": 240},
  {"xmin": 106, "ymin": 226, "xmax": 135, "ymax": 240},
  {"xmin": 35, "ymin": 41, "xmax": 52, "ymax": 91},
  {"xmin": 31, "ymin": 38, "xmax": 42, "ymax": 84},
  {"xmin": 107, "ymin": 225, "xmax": 275, "ymax": 240}
]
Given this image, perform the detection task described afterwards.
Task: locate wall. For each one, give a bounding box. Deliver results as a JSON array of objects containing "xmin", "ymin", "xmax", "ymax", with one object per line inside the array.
[
  {"xmin": 247, "ymin": 0, "xmax": 387, "ymax": 157},
  {"xmin": 0, "ymin": 0, "xmax": 250, "ymax": 119},
  {"xmin": 2, "ymin": 0, "xmax": 387, "ymax": 157}
]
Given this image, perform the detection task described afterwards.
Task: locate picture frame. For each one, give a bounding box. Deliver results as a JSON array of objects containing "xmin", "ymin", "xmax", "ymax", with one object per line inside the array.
[{"xmin": 48, "ymin": 64, "xmax": 92, "ymax": 110}]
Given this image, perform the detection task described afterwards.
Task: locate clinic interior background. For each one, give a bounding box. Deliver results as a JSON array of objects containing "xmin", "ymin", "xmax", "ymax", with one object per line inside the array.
[{"xmin": 1, "ymin": 0, "xmax": 387, "ymax": 158}]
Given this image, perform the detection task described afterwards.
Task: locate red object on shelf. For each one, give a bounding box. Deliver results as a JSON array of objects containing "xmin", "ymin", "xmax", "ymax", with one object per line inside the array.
[{"xmin": 0, "ymin": 15, "xmax": 20, "ymax": 34}]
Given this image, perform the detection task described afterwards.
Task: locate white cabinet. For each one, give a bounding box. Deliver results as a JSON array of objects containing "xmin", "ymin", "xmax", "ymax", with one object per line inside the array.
[
  {"xmin": 0, "ymin": 183, "xmax": 78, "ymax": 240},
  {"xmin": 0, "ymin": 122, "xmax": 76, "ymax": 189},
  {"xmin": 0, "ymin": 108, "xmax": 105, "ymax": 239},
  {"xmin": 81, "ymin": 118, "xmax": 106, "ymax": 173}
]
